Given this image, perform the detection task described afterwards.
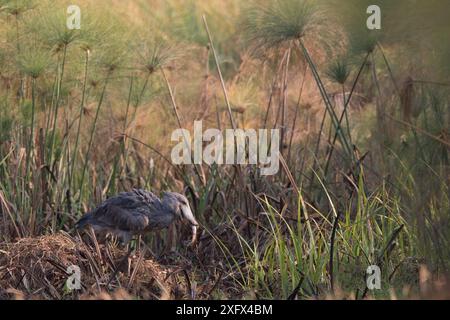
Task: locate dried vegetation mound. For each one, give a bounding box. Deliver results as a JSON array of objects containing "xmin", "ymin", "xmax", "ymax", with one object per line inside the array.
[{"xmin": 0, "ymin": 232, "xmax": 181, "ymax": 300}]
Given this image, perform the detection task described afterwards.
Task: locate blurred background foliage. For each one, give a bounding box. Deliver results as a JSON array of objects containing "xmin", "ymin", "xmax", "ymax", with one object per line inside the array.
[{"xmin": 0, "ymin": 0, "xmax": 449, "ymax": 299}]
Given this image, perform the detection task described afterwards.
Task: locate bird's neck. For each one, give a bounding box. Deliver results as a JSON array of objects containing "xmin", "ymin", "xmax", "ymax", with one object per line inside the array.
[
  {"xmin": 162, "ymin": 198, "xmax": 178, "ymax": 217},
  {"xmin": 147, "ymin": 200, "xmax": 178, "ymax": 229}
]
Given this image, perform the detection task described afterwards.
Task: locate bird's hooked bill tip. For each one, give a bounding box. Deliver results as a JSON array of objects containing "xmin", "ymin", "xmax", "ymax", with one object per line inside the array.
[
  {"xmin": 182, "ymin": 206, "xmax": 198, "ymax": 226},
  {"xmin": 191, "ymin": 224, "xmax": 198, "ymax": 245}
]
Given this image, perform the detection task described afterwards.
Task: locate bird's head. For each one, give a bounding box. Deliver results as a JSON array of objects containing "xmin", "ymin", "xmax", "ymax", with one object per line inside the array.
[
  {"xmin": 162, "ymin": 192, "xmax": 198, "ymax": 227},
  {"xmin": 163, "ymin": 192, "xmax": 199, "ymax": 245}
]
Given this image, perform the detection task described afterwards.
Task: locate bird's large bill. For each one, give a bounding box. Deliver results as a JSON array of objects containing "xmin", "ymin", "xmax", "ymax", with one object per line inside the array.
[
  {"xmin": 181, "ymin": 205, "xmax": 198, "ymax": 226},
  {"xmin": 191, "ymin": 225, "xmax": 198, "ymax": 245},
  {"xmin": 181, "ymin": 205, "xmax": 199, "ymax": 245}
]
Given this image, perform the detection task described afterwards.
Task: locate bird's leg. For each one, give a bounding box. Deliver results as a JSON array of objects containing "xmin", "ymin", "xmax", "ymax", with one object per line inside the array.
[
  {"xmin": 125, "ymin": 235, "xmax": 142, "ymax": 275},
  {"xmin": 119, "ymin": 231, "xmax": 132, "ymax": 248},
  {"xmin": 121, "ymin": 233, "xmax": 135, "ymax": 275},
  {"xmin": 139, "ymin": 238, "xmax": 157, "ymax": 260},
  {"xmin": 127, "ymin": 242, "xmax": 132, "ymax": 276},
  {"xmin": 106, "ymin": 244, "xmax": 133, "ymax": 287},
  {"xmin": 164, "ymin": 223, "xmax": 177, "ymax": 254},
  {"xmin": 137, "ymin": 235, "xmax": 142, "ymax": 253}
]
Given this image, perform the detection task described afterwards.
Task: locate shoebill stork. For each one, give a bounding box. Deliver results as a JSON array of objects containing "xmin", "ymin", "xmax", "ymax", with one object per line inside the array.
[{"xmin": 75, "ymin": 189, "xmax": 199, "ymax": 246}]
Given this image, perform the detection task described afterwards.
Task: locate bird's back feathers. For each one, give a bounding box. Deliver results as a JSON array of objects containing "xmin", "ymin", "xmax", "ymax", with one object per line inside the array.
[{"xmin": 75, "ymin": 189, "xmax": 173, "ymax": 235}]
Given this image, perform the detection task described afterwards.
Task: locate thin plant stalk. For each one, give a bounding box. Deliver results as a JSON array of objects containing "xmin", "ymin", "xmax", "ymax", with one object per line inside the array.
[
  {"xmin": 129, "ymin": 72, "xmax": 151, "ymax": 131},
  {"xmin": 202, "ymin": 15, "xmax": 236, "ymax": 130},
  {"xmin": 123, "ymin": 76, "xmax": 135, "ymax": 135},
  {"xmin": 377, "ymin": 43, "xmax": 399, "ymax": 96},
  {"xmin": 78, "ymin": 71, "xmax": 113, "ymax": 199},
  {"xmin": 25, "ymin": 77, "xmax": 37, "ymax": 180},
  {"xmin": 323, "ymin": 52, "xmax": 371, "ymax": 177},
  {"xmin": 70, "ymin": 50, "xmax": 90, "ymax": 189},
  {"xmin": 121, "ymin": 72, "xmax": 150, "ymax": 173},
  {"xmin": 298, "ymin": 40, "xmax": 351, "ymax": 156},
  {"xmin": 280, "ymin": 46, "xmax": 292, "ymax": 157},
  {"xmin": 161, "ymin": 68, "xmax": 204, "ymax": 184},
  {"xmin": 49, "ymin": 45, "xmax": 68, "ymax": 165},
  {"xmin": 288, "ymin": 64, "xmax": 308, "ymax": 164},
  {"xmin": 108, "ymin": 75, "xmax": 134, "ymax": 193},
  {"xmin": 308, "ymin": 107, "xmax": 327, "ymax": 194},
  {"xmin": 44, "ymin": 72, "xmax": 59, "ymax": 144},
  {"xmin": 119, "ymin": 75, "xmax": 135, "ymax": 163},
  {"xmin": 15, "ymin": 14, "xmax": 24, "ymax": 101},
  {"xmin": 329, "ymin": 212, "xmax": 340, "ymax": 293},
  {"xmin": 342, "ymin": 84, "xmax": 352, "ymax": 146},
  {"xmin": 263, "ymin": 50, "xmax": 289, "ymax": 128},
  {"xmin": 370, "ymin": 52, "xmax": 385, "ymax": 135}
]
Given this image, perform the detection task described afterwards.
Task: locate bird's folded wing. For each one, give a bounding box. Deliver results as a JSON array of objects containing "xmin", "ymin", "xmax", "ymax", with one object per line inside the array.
[
  {"xmin": 107, "ymin": 190, "xmax": 161, "ymax": 212},
  {"xmin": 96, "ymin": 205, "xmax": 149, "ymax": 232}
]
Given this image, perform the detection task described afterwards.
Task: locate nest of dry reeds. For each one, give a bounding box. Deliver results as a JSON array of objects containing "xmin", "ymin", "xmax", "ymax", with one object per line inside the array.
[{"xmin": 0, "ymin": 232, "xmax": 184, "ymax": 300}]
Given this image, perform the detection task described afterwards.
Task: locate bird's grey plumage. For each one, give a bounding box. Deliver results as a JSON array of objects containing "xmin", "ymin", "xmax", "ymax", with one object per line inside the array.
[{"xmin": 76, "ymin": 189, "xmax": 198, "ymax": 244}]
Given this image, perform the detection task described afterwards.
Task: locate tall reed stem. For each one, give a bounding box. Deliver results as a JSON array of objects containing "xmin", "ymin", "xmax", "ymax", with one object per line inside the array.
[
  {"xmin": 78, "ymin": 71, "xmax": 112, "ymax": 200},
  {"xmin": 25, "ymin": 77, "xmax": 36, "ymax": 180},
  {"xmin": 323, "ymin": 52, "xmax": 371, "ymax": 177},
  {"xmin": 202, "ymin": 15, "xmax": 236, "ymax": 130},
  {"xmin": 70, "ymin": 50, "xmax": 90, "ymax": 189},
  {"xmin": 280, "ymin": 46, "xmax": 292, "ymax": 156},
  {"xmin": 49, "ymin": 45, "xmax": 68, "ymax": 165},
  {"xmin": 298, "ymin": 40, "xmax": 351, "ymax": 156}
]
